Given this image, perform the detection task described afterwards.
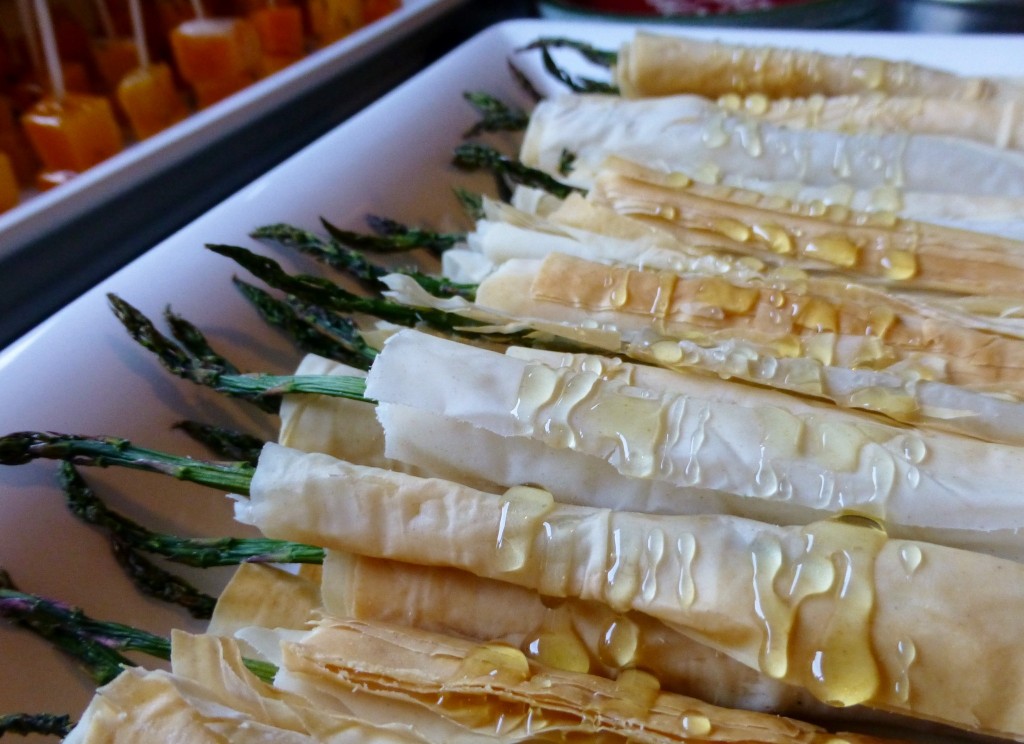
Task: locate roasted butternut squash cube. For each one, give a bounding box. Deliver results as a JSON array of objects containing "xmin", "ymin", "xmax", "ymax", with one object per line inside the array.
[
  {"xmin": 21, "ymin": 94, "xmax": 124, "ymax": 172},
  {"xmin": 308, "ymin": 0, "xmax": 362, "ymax": 45},
  {"xmin": 0, "ymin": 153, "xmax": 18, "ymax": 212},
  {"xmin": 251, "ymin": 6, "xmax": 304, "ymax": 57},
  {"xmin": 191, "ymin": 73, "xmax": 254, "ymax": 108},
  {"xmin": 92, "ymin": 37, "xmax": 140, "ymax": 90},
  {"xmin": 170, "ymin": 18, "xmax": 260, "ymax": 85},
  {"xmin": 363, "ymin": 0, "xmax": 400, "ymax": 23},
  {"xmin": 35, "ymin": 168, "xmax": 77, "ymax": 191},
  {"xmin": 116, "ymin": 63, "xmax": 188, "ymax": 139}
]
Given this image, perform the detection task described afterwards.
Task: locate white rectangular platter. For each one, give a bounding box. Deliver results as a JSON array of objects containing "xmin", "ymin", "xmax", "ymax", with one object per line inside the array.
[{"xmin": 1, "ymin": 17, "xmax": 1022, "ymax": 735}]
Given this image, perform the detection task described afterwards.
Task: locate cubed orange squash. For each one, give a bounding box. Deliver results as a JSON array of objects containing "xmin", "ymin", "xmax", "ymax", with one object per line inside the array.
[
  {"xmin": 170, "ymin": 18, "xmax": 261, "ymax": 85},
  {"xmin": 92, "ymin": 37, "xmax": 140, "ymax": 90},
  {"xmin": 62, "ymin": 61, "xmax": 94, "ymax": 94},
  {"xmin": 0, "ymin": 153, "xmax": 19, "ymax": 212},
  {"xmin": 116, "ymin": 63, "xmax": 188, "ymax": 139},
  {"xmin": 35, "ymin": 168, "xmax": 77, "ymax": 191},
  {"xmin": 363, "ymin": 0, "xmax": 399, "ymax": 23},
  {"xmin": 191, "ymin": 72, "xmax": 254, "ymax": 108},
  {"xmin": 0, "ymin": 100, "xmax": 41, "ymax": 184},
  {"xmin": 308, "ymin": 0, "xmax": 362, "ymax": 45},
  {"xmin": 251, "ymin": 6, "xmax": 304, "ymax": 58},
  {"xmin": 21, "ymin": 94, "xmax": 124, "ymax": 172}
]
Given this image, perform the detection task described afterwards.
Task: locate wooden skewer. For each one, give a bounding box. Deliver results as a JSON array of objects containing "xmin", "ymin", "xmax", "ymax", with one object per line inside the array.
[
  {"xmin": 31, "ymin": 0, "xmax": 64, "ymax": 101},
  {"xmin": 127, "ymin": 0, "xmax": 150, "ymax": 69}
]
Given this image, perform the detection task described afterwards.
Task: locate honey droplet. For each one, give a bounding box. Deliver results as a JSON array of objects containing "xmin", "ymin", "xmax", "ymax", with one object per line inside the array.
[
  {"xmin": 898, "ymin": 543, "xmax": 923, "ymax": 577},
  {"xmin": 610, "ymin": 270, "xmax": 631, "ymax": 308},
  {"xmin": 650, "ymin": 340, "xmax": 684, "ymax": 364},
  {"xmin": 717, "ymin": 92, "xmax": 742, "ymax": 111},
  {"xmin": 665, "ymin": 171, "xmax": 692, "ymax": 189},
  {"xmin": 894, "ymin": 637, "xmax": 917, "ymax": 703},
  {"xmin": 879, "ymin": 249, "xmax": 917, "ymax": 280},
  {"xmin": 701, "ymin": 113, "xmax": 730, "ymax": 149},
  {"xmin": 676, "ymin": 533, "xmax": 698, "ymax": 608},
  {"xmin": 598, "ymin": 617, "xmax": 640, "ymax": 669},
  {"xmin": 691, "ymin": 162, "xmax": 721, "ymax": 184},
  {"xmin": 711, "ymin": 217, "xmax": 752, "ymax": 243},
  {"xmin": 744, "ymin": 93, "xmax": 769, "ymax": 115},
  {"xmin": 866, "ymin": 306, "xmax": 896, "ymax": 338},
  {"xmin": 681, "ymin": 713, "xmax": 713, "ymax": 736},
  {"xmin": 897, "ymin": 433, "xmax": 927, "ymax": 464},
  {"xmin": 853, "ymin": 57, "xmax": 886, "ymax": 90},
  {"xmin": 695, "ymin": 277, "xmax": 760, "ymax": 315},
  {"xmin": 523, "ymin": 629, "xmax": 591, "ymax": 674},
  {"xmin": 802, "ymin": 235, "xmax": 859, "ymax": 268},
  {"xmin": 494, "ymin": 485, "xmax": 555, "ymax": 573},
  {"xmin": 458, "ymin": 643, "xmax": 531, "ymax": 685},
  {"xmin": 614, "ymin": 668, "xmax": 661, "ymax": 711},
  {"xmin": 794, "ymin": 297, "xmax": 839, "ymax": 333},
  {"xmin": 752, "ymin": 223, "xmax": 794, "ymax": 254}
]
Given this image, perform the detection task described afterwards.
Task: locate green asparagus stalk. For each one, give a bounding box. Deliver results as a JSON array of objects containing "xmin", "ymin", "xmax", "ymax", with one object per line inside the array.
[
  {"xmin": 462, "ymin": 91, "xmax": 529, "ymax": 137},
  {"xmin": 253, "ymin": 223, "xmax": 389, "ymax": 289},
  {"xmin": 164, "ymin": 309, "xmax": 240, "ymax": 375},
  {"xmin": 343, "ymin": 215, "xmax": 462, "ymax": 254},
  {"xmin": 282, "ymin": 298, "xmax": 379, "ymax": 365},
  {"xmin": 233, "ymin": 278, "xmax": 378, "ymax": 369},
  {"xmin": 108, "ymin": 537, "xmax": 217, "ymax": 619},
  {"xmin": 0, "ymin": 431, "xmax": 255, "ymax": 495},
  {"xmin": 452, "ymin": 143, "xmax": 584, "ymax": 199},
  {"xmin": 205, "ymin": 244, "xmax": 490, "ymax": 336},
  {"xmin": 0, "ymin": 570, "xmax": 276, "ymax": 684},
  {"xmin": 507, "ymin": 58, "xmax": 543, "ymax": 103},
  {"xmin": 59, "ymin": 462, "xmax": 324, "ymax": 568},
  {"xmin": 109, "ymin": 294, "xmax": 369, "ymax": 410},
  {"xmin": 108, "ymin": 293, "xmax": 280, "ymax": 414},
  {"xmin": 558, "ymin": 148, "xmax": 576, "ymax": 176},
  {"xmin": 258, "ymin": 217, "xmax": 459, "ymax": 258},
  {"xmin": 0, "ymin": 713, "xmax": 73, "ymax": 737},
  {"xmin": 1, "ymin": 569, "xmax": 145, "ymax": 684},
  {"xmin": 453, "ymin": 187, "xmax": 485, "ymax": 220},
  {"xmin": 518, "ymin": 37, "xmax": 617, "ymax": 68},
  {"xmin": 174, "ymin": 420, "xmax": 266, "ymax": 465},
  {"xmin": 255, "ymin": 221, "xmax": 474, "ymax": 300}
]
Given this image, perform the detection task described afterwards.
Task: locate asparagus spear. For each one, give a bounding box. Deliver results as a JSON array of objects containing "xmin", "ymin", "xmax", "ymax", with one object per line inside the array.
[
  {"xmin": 536, "ymin": 46, "xmax": 618, "ymax": 94},
  {"xmin": 361, "ymin": 214, "xmax": 463, "ymax": 254},
  {"xmin": 258, "ymin": 217, "xmax": 459, "ymax": 258},
  {"xmin": 164, "ymin": 309, "xmax": 240, "ymax": 375},
  {"xmin": 453, "ymin": 187, "xmax": 485, "ymax": 220},
  {"xmin": 205, "ymin": 244, "xmax": 507, "ymax": 340},
  {"xmin": 255, "ymin": 221, "xmax": 474, "ymax": 299},
  {"xmin": 59, "ymin": 461, "xmax": 323, "ymax": 567},
  {"xmin": 0, "ymin": 569, "xmax": 149, "ymax": 684},
  {"xmin": 0, "ymin": 431, "xmax": 256, "ymax": 495},
  {"xmin": 233, "ymin": 278, "xmax": 378, "ymax": 369},
  {"xmin": 108, "ymin": 537, "xmax": 217, "ymax": 619},
  {"xmin": 453, "ymin": 143, "xmax": 584, "ymax": 199},
  {"xmin": 518, "ymin": 37, "xmax": 617, "ymax": 68},
  {"xmin": 506, "ymin": 58, "xmax": 543, "ymax": 103},
  {"xmin": 109, "ymin": 294, "xmax": 369, "ymax": 411},
  {"xmin": 108, "ymin": 293, "xmax": 280, "ymax": 414},
  {"xmin": 0, "ymin": 570, "xmax": 276, "ymax": 684},
  {"xmin": 462, "ymin": 91, "xmax": 529, "ymax": 137},
  {"xmin": 0, "ymin": 713, "xmax": 73, "ymax": 737},
  {"xmin": 174, "ymin": 420, "xmax": 266, "ymax": 465}
]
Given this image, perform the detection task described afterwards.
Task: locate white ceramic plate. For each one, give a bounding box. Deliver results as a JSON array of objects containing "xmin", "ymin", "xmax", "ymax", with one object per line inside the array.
[
  {"xmin": 1, "ymin": 18, "xmax": 1022, "ymax": 734},
  {"xmin": 0, "ymin": 0, "xmax": 468, "ymax": 260}
]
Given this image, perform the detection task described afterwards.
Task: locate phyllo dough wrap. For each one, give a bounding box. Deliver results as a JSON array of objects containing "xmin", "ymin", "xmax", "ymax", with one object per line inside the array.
[
  {"xmin": 614, "ymin": 32, "xmax": 1023, "ymax": 101},
  {"xmin": 235, "ymin": 442, "xmax": 1024, "ymax": 739}
]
